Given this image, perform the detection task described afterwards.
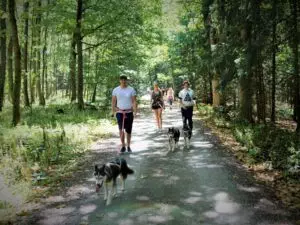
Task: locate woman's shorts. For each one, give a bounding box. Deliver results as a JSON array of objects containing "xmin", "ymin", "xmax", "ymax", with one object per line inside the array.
[
  {"xmin": 152, "ymin": 105, "xmax": 162, "ymax": 110},
  {"xmin": 116, "ymin": 112, "xmax": 134, "ymax": 134}
]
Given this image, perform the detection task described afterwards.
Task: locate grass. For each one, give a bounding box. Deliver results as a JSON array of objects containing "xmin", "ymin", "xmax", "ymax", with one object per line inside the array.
[{"xmin": 0, "ymin": 99, "xmax": 115, "ymax": 204}]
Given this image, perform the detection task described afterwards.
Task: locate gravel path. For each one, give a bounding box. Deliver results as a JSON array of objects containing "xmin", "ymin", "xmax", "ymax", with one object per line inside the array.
[{"xmin": 16, "ymin": 107, "xmax": 298, "ymax": 225}]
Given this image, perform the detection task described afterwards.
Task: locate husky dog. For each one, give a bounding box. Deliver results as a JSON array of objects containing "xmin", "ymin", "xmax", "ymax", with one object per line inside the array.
[
  {"xmin": 94, "ymin": 158, "xmax": 134, "ymax": 205},
  {"xmin": 167, "ymin": 127, "xmax": 180, "ymax": 151},
  {"xmin": 183, "ymin": 124, "xmax": 192, "ymax": 149}
]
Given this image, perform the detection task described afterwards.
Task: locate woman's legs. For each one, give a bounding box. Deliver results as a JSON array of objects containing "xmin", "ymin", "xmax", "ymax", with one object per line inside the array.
[
  {"xmin": 157, "ymin": 108, "xmax": 162, "ymax": 129},
  {"xmin": 154, "ymin": 109, "xmax": 160, "ymax": 129}
]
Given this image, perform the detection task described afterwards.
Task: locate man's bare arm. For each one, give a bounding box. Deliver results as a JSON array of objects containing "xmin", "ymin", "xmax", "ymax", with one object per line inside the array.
[{"xmin": 112, "ymin": 96, "xmax": 117, "ymax": 116}]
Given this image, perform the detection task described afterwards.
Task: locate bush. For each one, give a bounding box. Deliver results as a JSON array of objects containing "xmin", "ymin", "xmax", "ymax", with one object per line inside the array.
[{"xmin": 198, "ymin": 104, "xmax": 300, "ymax": 172}]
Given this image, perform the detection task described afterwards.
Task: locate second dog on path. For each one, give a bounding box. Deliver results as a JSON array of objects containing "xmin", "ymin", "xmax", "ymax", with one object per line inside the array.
[
  {"xmin": 168, "ymin": 127, "xmax": 180, "ymax": 151},
  {"xmin": 183, "ymin": 124, "xmax": 192, "ymax": 149}
]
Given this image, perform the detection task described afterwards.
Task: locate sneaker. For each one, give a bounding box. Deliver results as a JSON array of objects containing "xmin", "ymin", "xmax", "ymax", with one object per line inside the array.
[
  {"xmin": 127, "ymin": 146, "xmax": 132, "ymax": 153},
  {"xmin": 120, "ymin": 146, "xmax": 126, "ymax": 153}
]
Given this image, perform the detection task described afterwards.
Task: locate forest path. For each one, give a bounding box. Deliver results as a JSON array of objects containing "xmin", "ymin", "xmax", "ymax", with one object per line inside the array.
[{"xmin": 18, "ymin": 105, "xmax": 297, "ymax": 225}]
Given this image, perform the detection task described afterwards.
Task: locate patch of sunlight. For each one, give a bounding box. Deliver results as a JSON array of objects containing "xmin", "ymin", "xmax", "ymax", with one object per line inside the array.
[
  {"xmin": 45, "ymin": 195, "xmax": 65, "ymax": 203},
  {"xmin": 215, "ymin": 201, "xmax": 240, "ymax": 214},
  {"xmin": 182, "ymin": 196, "xmax": 202, "ymax": 204},
  {"xmin": 79, "ymin": 204, "xmax": 97, "ymax": 215},
  {"xmin": 107, "ymin": 212, "xmax": 119, "ymax": 218},
  {"xmin": 213, "ymin": 192, "xmax": 240, "ymax": 214},
  {"xmin": 237, "ymin": 185, "xmax": 260, "ymax": 193},
  {"xmin": 204, "ymin": 211, "xmax": 219, "ymax": 218},
  {"xmin": 192, "ymin": 141, "xmax": 214, "ymax": 148},
  {"xmin": 181, "ymin": 209, "xmax": 195, "ymax": 217},
  {"xmin": 164, "ymin": 175, "xmax": 180, "ymax": 185},
  {"xmin": 189, "ymin": 191, "xmax": 202, "ymax": 196},
  {"xmin": 148, "ymin": 215, "xmax": 173, "ymax": 223},
  {"xmin": 136, "ymin": 196, "xmax": 150, "ymax": 201},
  {"xmin": 118, "ymin": 219, "xmax": 134, "ymax": 225}
]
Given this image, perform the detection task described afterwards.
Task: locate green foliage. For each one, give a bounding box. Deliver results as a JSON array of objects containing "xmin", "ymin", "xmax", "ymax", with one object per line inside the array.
[
  {"xmin": 0, "ymin": 102, "xmax": 114, "ymax": 197},
  {"xmin": 198, "ymin": 104, "xmax": 300, "ymax": 172}
]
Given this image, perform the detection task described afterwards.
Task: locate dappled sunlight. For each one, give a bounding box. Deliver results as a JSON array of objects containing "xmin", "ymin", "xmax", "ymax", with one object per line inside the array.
[
  {"xmin": 182, "ymin": 196, "xmax": 202, "ymax": 204},
  {"xmin": 44, "ymin": 195, "xmax": 65, "ymax": 204},
  {"xmin": 38, "ymin": 215, "xmax": 69, "ymax": 225},
  {"xmin": 189, "ymin": 191, "xmax": 202, "ymax": 196},
  {"xmin": 164, "ymin": 175, "xmax": 180, "ymax": 185},
  {"xmin": 180, "ymin": 209, "xmax": 195, "ymax": 217},
  {"xmin": 213, "ymin": 192, "xmax": 240, "ymax": 214},
  {"xmin": 79, "ymin": 204, "xmax": 97, "ymax": 215},
  {"xmin": 192, "ymin": 141, "xmax": 214, "ymax": 148},
  {"xmin": 237, "ymin": 185, "xmax": 260, "ymax": 193},
  {"xmin": 136, "ymin": 196, "xmax": 150, "ymax": 201},
  {"xmin": 118, "ymin": 218, "xmax": 134, "ymax": 225}
]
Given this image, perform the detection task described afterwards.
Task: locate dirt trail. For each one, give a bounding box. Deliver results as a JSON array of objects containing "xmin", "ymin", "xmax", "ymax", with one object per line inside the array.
[{"xmin": 15, "ymin": 107, "xmax": 298, "ymax": 225}]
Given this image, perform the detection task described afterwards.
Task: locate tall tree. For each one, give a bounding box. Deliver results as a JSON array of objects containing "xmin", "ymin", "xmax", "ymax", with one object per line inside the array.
[
  {"xmin": 8, "ymin": 0, "xmax": 22, "ymax": 126},
  {"xmin": 290, "ymin": 0, "xmax": 300, "ymax": 132},
  {"xmin": 69, "ymin": 32, "xmax": 77, "ymax": 102},
  {"xmin": 23, "ymin": 0, "xmax": 30, "ymax": 107},
  {"xmin": 36, "ymin": 0, "xmax": 45, "ymax": 106},
  {"xmin": 76, "ymin": 0, "xmax": 84, "ymax": 110},
  {"xmin": 271, "ymin": 0, "xmax": 277, "ymax": 122},
  {"xmin": 7, "ymin": 37, "xmax": 13, "ymax": 101},
  {"xmin": 0, "ymin": 0, "xmax": 6, "ymax": 111}
]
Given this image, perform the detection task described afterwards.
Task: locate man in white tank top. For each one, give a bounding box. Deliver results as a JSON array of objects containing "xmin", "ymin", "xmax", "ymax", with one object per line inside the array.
[{"xmin": 112, "ymin": 75, "xmax": 137, "ymax": 153}]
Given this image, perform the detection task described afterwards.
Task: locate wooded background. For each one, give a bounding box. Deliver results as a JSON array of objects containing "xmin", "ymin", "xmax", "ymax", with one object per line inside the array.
[{"xmin": 0, "ymin": 0, "xmax": 299, "ymax": 130}]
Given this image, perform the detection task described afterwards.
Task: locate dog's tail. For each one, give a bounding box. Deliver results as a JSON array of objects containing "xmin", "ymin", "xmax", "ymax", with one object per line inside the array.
[{"xmin": 120, "ymin": 158, "xmax": 134, "ymax": 175}]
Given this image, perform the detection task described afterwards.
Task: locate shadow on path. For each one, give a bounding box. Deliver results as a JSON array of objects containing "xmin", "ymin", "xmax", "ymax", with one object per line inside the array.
[{"xmin": 17, "ymin": 107, "xmax": 298, "ymax": 225}]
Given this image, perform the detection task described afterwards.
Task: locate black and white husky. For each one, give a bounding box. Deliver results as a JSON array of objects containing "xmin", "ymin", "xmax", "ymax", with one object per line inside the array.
[
  {"xmin": 183, "ymin": 124, "xmax": 192, "ymax": 149},
  {"xmin": 94, "ymin": 158, "xmax": 134, "ymax": 205},
  {"xmin": 167, "ymin": 127, "xmax": 180, "ymax": 151}
]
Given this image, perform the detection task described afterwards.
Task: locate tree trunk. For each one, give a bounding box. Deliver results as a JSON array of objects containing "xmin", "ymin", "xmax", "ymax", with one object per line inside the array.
[
  {"xmin": 36, "ymin": 0, "xmax": 45, "ymax": 106},
  {"xmin": 91, "ymin": 83, "xmax": 97, "ymax": 102},
  {"xmin": 8, "ymin": 37, "xmax": 14, "ymax": 101},
  {"xmin": 240, "ymin": 0, "xmax": 255, "ymax": 123},
  {"xmin": 8, "ymin": 0, "xmax": 22, "ymax": 126},
  {"xmin": 42, "ymin": 27, "xmax": 48, "ymax": 99},
  {"xmin": 212, "ymin": 77, "xmax": 220, "ymax": 107},
  {"xmin": 29, "ymin": 20, "xmax": 35, "ymax": 103},
  {"xmin": 0, "ymin": 0, "xmax": 6, "ymax": 111},
  {"xmin": 69, "ymin": 32, "xmax": 77, "ymax": 102},
  {"xmin": 290, "ymin": 0, "xmax": 300, "ymax": 132},
  {"xmin": 271, "ymin": 0, "xmax": 277, "ymax": 123},
  {"xmin": 23, "ymin": 0, "xmax": 30, "ymax": 107},
  {"xmin": 256, "ymin": 62, "xmax": 266, "ymax": 123},
  {"xmin": 76, "ymin": 0, "xmax": 84, "ymax": 110}
]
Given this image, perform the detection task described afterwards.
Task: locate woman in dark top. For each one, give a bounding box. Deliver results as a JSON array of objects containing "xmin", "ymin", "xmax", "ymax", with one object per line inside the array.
[{"xmin": 151, "ymin": 82, "xmax": 164, "ymax": 131}]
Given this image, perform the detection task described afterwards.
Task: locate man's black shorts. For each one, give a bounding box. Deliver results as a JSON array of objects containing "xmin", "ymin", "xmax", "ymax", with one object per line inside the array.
[{"xmin": 116, "ymin": 112, "xmax": 134, "ymax": 134}]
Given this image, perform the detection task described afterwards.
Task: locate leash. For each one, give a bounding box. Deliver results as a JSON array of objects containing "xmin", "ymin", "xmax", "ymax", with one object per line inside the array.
[{"xmin": 116, "ymin": 108, "xmax": 132, "ymax": 148}]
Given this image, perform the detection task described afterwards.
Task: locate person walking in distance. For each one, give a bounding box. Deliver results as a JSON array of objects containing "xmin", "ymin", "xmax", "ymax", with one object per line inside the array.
[
  {"xmin": 167, "ymin": 87, "xmax": 174, "ymax": 110},
  {"xmin": 178, "ymin": 80, "xmax": 194, "ymax": 131},
  {"xmin": 151, "ymin": 82, "xmax": 165, "ymax": 131},
  {"xmin": 112, "ymin": 75, "xmax": 137, "ymax": 153}
]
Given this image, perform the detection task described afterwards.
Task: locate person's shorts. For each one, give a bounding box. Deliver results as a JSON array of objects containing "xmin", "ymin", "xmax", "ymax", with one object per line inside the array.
[
  {"xmin": 168, "ymin": 97, "xmax": 173, "ymax": 105},
  {"xmin": 116, "ymin": 112, "xmax": 134, "ymax": 134},
  {"xmin": 152, "ymin": 105, "xmax": 161, "ymax": 110}
]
